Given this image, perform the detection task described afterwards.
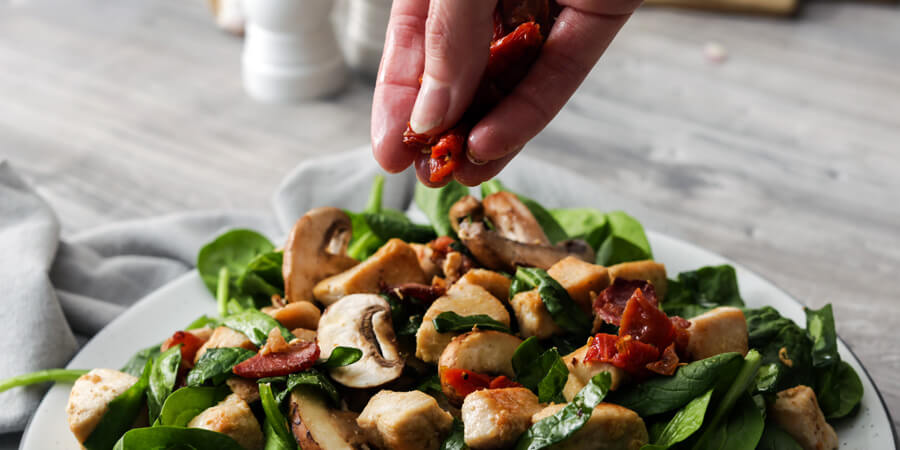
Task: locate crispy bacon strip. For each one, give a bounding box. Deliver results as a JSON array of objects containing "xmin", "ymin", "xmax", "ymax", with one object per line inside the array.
[{"xmin": 232, "ymin": 340, "xmax": 320, "ymax": 379}]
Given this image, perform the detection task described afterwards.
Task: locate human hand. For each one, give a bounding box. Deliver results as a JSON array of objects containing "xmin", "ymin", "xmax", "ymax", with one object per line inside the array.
[{"xmin": 371, "ymin": 0, "xmax": 641, "ymax": 187}]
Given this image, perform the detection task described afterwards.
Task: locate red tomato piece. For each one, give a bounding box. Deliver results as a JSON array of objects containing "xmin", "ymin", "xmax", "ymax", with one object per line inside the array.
[
  {"xmin": 441, "ymin": 368, "xmax": 494, "ymax": 398},
  {"xmin": 161, "ymin": 331, "xmax": 206, "ymax": 369},
  {"xmin": 619, "ymin": 289, "xmax": 676, "ymax": 350},
  {"xmin": 584, "ymin": 333, "xmax": 619, "ymax": 363},
  {"xmin": 593, "ymin": 279, "xmax": 657, "ymax": 326},
  {"xmin": 232, "ymin": 340, "xmax": 320, "ymax": 379},
  {"xmin": 613, "ymin": 335, "xmax": 661, "ymax": 375},
  {"xmin": 488, "ymin": 375, "xmax": 523, "ymax": 390},
  {"xmin": 646, "ymin": 343, "xmax": 681, "ymax": 376}
]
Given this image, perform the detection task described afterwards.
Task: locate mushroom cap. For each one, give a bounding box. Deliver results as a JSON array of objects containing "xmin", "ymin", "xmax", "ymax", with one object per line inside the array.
[
  {"xmin": 317, "ymin": 294, "xmax": 404, "ymax": 388},
  {"xmin": 283, "ymin": 207, "xmax": 358, "ymax": 303}
]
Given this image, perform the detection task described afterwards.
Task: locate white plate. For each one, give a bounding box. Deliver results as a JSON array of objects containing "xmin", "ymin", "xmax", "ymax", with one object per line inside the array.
[{"xmin": 20, "ymin": 232, "xmax": 897, "ymax": 449}]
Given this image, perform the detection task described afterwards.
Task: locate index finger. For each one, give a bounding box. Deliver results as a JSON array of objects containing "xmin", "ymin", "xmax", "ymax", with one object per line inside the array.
[{"xmin": 371, "ymin": 0, "xmax": 429, "ymax": 173}]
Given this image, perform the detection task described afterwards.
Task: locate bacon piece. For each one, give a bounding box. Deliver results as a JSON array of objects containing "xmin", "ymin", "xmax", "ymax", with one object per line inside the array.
[
  {"xmin": 232, "ymin": 340, "xmax": 320, "ymax": 378},
  {"xmin": 646, "ymin": 343, "xmax": 681, "ymax": 376},
  {"xmin": 619, "ymin": 289, "xmax": 675, "ymax": 351},
  {"xmin": 162, "ymin": 331, "xmax": 206, "ymax": 369},
  {"xmin": 593, "ymin": 279, "xmax": 657, "ymax": 326}
]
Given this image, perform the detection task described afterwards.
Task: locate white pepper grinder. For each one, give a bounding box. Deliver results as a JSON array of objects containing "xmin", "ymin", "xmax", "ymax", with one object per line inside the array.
[{"xmin": 242, "ymin": 0, "xmax": 348, "ymax": 103}]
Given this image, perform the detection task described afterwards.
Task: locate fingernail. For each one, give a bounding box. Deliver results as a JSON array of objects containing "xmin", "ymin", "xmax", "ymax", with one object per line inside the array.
[
  {"xmin": 466, "ymin": 148, "xmax": 488, "ymax": 165},
  {"xmin": 409, "ymin": 75, "xmax": 450, "ymax": 134}
]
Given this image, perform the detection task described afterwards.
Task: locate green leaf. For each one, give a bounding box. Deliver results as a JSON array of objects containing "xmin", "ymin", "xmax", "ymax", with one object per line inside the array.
[
  {"xmin": 264, "ymin": 417, "xmax": 297, "ymax": 450},
  {"xmin": 432, "ymin": 311, "xmax": 511, "ymax": 334},
  {"xmin": 662, "ymin": 265, "xmax": 745, "ymax": 318},
  {"xmin": 608, "ymin": 352, "xmax": 744, "ymax": 416},
  {"xmin": 512, "ymin": 338, "xmax": 569, "ymax": 403},
  {"xmin": 515, "ymin": 373, "xmax": 612, "ymax": 450},
  {"xmin": 480, "ymin": 180, "xmax": 568, "ymax": 244},
  {"xmin": 594, "ymin": 211, "xmax": 652, "ymax": 266},
  {"xmin": 757, "ymin": 420, "xmax": 803, "ymax": 450},
  {"xmin": 259, "ymin": 383, "xmax": 296, "ymax": 449},
  {"xmin": 415, "ymin": 180, "xmax": 470, "ymax": 237},
  {"xmin": 317, "ymin": 347, "xmax": 363, "ymax": 369},
  {"xmin": 186, "ymin": 347, "xmax": 256, "ymax": 387},
  {"xmin": 346, "ymin": 176, "xmax": 390, "ymax": 260},
  {"xmin": 364, "ymin": 212, "xmax": 437, "ymax": 243},
  {"xmin": 417, "ymin": 375, "xmax": 443, "ymax": 395},
  {"xmin": 805, "ymin": 304, "xmax": 838, "ymax": 369},
  {"xmin": 515, "ymin": 268, "xmax": 592, "ymax": 336},
  {"xmin": 112, "ymin": 426, "xmax": 244, "ymax": 450},
  {"xmin": 197, "ymin": 229, "xmax": 275, "ymax": 298},
  {"xmin": 185, "ymin": 315, "xmax": 220, "ymax": 330},
  {"xmin": 147, "ymin": 345, "xmax": 182, "ymax": 424},
  {"xmin": 121, "ymin": 345, "xmax": 161, "ymax": 378},
  {"xmin": 549, "ymin": 208, "xmax": 609, "ymax": 250},
  {"xmin": 0, "ymin": 369, "xmax": 89, "ymax": 393},
  {"xmin": 222, "ymin": 309, "xmax": 293, "ymax": 347},
  {"xmin": 398, "ymin": 314, "xmax": 424, "ymax": 337},
  {"xmin": 816, "ymin": 360, "xmax": 863, "ymax": 419},
  {"xmin": 156, "ymin": 386, "xmax": 228, "ymax": 427},
  {"xmin": 83, "ymin": 361, "xmax": 152, "ymax": 450},
  {"xmin": 691, "ymin": 394, "xmax": 765, "ymax": 450},
  {"xmin": 744, "ymin": 308, "xmax": 813, "ymax": 396},
  {"xmin": 643, "ymin": 389, "xmax": 713, "ymax": 449},
  {"xmin": 236, "ymin": 251, "xmax": 285, "ymax": 304},
  {"xmin": 441, "ymin": 418, "xmax": 469, "ymax": 450},
  {"xmin": 266, "ymin": 369, "xmax": 341, "ymax": 405}
]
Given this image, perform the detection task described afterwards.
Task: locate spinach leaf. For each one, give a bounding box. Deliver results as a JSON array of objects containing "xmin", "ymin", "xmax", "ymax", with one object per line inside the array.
[
  {"xmin": 642, "ymin": 389, "xmax": 713, "ymax": 449},
  {"xmin": 415, "ymin": 180, "xmax": 470, "ymax": 237},
  {"xmin": 549, "ymin": 208, "xmax": 609, "ymax": 250},
  {"xmin": 185, "ymin": 315, "xmax": 220, "ymax": 330},
  {"xmin": 265, "ymin": 369, "xmax": 341, "ymax": 405},
  {"xmin": 746, "ymin": 310, "xmax": 813, "ymax": 396},
  {"xmin": 197, "ymin": 229, "xmax": 275, "ymax": 298},
  {"xmin": 594, "ymin": 211, "xmax": 652, "ymax": 266},
  {"xmin": 347, "ymin": 175, "xmax": 387, "ymax": 260},
  {"xmin": 744, "ymin": 306, "xmax": 796, "ymax": 345},
  {"xmin": 398, "ymin": 314, "xmax": 424, "ymax": 337},
  {"xmin": 432, "ymin": 311, "xmax": 511, "ymax": 334},
  {"xmin": 147, "ymin": 345, "xmax": 182, "ymax": 423},
  {"xmin": 480, "ymin": 180, "xmax": 568, "ymax": 244},
  {"xmin": 691, "ymin": 350, "xmax": 763, "ymax": 450},
  {"xmin": 441, "ymin": 418, "xmax": 468, "ymax": 450},
  {"xmin": 156, "ymin": 385, "xmax": 228, "ymax": 427},
  {"xmin": 0, "ymin": 369, "xmax": 88, "ymax": 393},
  {"xmin": 515, "ymin": 373, "xmax": 612, "ymax": 450},
  {"xmin": 757, "ymin": 420, "xmax": 803, "ymax": 450},
  {"xmin": 83, "ymin": 361, "xmax": 151, "ymax": 450},
  {"xmin": 222, "ymin": 309, "xmax": 293, "ymax": 347},
  {"xmin": 186, "ymin": 347, "xmax": 256, "ymax": 387},
  {"xmin": 805, "ymin": 304, "xmax": 838, "ymax": 369},
  {"xmin": 263, "ymin": 418, "xmax": 296, "ymax": 450},
  {"xmin": 317, "ymin": 346, "xmax": 363, "ymax": 369},
  {"xmin": 259, "ymin": 383, "xmax": 296, "ymax": 449},
  {"xmin": 512, "ymin": 337, "xmax": 569, "ymax": 403},
  {"xmin": 508, "ymin": 278, "xmax": 530, "ymax": 300},
  {"xmin": 608, "ymin": 352, "xmax": 743, "ymax": 416},
  {"xmin": 515, "ymin": 268, "xmax": 592, "ymax": 336},
  {"xmin": 417, "ymin": 375, "xmax": 443, "ymax": 395},
  {"xmin": 692, "ymin": 394, "xmax": 765, "ymax": 450},
  {"xmin": 236, "ymin": 251, "xmax": 284, "ymax": 304},
  {"xmin": 364, "ymin": 211, "xmax": 437, "ymax": 243},
  {"xmin": 121, "ymin": 345, "xmax": 161, "ymax": 378},
  {"xmin": 112, "ymin": 426, "xmax": 244, "ymax": 450},
  {"xmin": 816, "ymin": 360, "xmax": 863, "ymax": 419},
  {"xmin": 663, "ymin": 265, "xmax": 744, "ymax": 318}
]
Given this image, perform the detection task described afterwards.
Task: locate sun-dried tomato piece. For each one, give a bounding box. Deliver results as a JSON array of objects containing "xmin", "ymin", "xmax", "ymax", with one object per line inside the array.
[
  {"xmin": 593, "ymin": 279, "xmax": 657, "ymax": 326},
  {"xmin": 232, "ymin": 340, "xmax": 320, "ymax": 378},
  {"xmin": 619, "ymin": 288, "xmax": 676, "ymax": 351},
  {"xmin": 613, "ymin": 335, "xmax": 660, "ymax": 375},
  {"xmin": 161, "ymin": 331, "xmax": 206, "ymax": 369},
  {"xmin": 646, "ymin": 343, "xmax": 681, "ymax": 376},
  {"xmin": 441, "ymin": 368, "xmax": 494, "ymax": 398},
  {"xmin": 488, "ymin": 375, "xmax": 523, "ymax": 389},
  {"xmin": 485, "ymin": 21, "xmax": 544, "ymax": 95},
  {"xmin": 584, "ymin": 333, "xmax": 619, "ymax": 363}
]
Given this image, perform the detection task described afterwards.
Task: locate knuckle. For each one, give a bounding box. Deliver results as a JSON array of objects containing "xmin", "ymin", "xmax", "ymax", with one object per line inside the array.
[
  {"xmin": 387, "ymin": 13, "xmax": 426, "ymax": 50},
  {"xmin": 424, "ymin": 15, "xmax": 457, "ymax": 62}
]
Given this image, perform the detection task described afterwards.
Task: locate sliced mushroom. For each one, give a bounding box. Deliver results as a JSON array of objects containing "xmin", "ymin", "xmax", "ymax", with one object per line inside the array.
[
  {"xmin": 449, "ymin": 195, "xmax": 594, "ymax": 272},
  {"xmin": 317, "ymin": 294, "xmax": 404, "ymax": 388},
  {"xmin": 290, "ymin": 387, "xmax": 366, "ymax": 450},
  {"xmin": 283, "ymin": 207, "xmax": 358, "ymax": 303}
]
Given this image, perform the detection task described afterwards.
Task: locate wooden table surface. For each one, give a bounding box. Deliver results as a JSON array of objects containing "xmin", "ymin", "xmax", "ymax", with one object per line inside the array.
[{"xmin": 1, "ymin": 0, "xmax": 898, "ymax": 440}]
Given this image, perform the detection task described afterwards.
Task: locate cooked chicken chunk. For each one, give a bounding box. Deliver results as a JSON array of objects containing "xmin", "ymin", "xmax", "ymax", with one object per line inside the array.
[
  {"xmin": 607, "ymin": 260, "xmax": 668, "ymax": 300},
  {"xmin": 188, "ymin": 393, "xmax": 265, "ymax": 450},
  {"xmin": 314, "ymin": 239, "xmax": 428, "ymax": 305},
  {"xmin": 686, "ymin": 307, "xmax": 749, "ymax": 360},
  {"xmin": 416, "ymin": 283, "xmax": 510, "ymax": 363},
  {"xmin": 66, "ymin": 369, "xmax": 138, "ymax": 443},
  {"xmin": 411, "ymin": 242, "xmax": 441, "ymax": 280},
  {"xmin": 547, "ymin": 256, "xmax": 610, "ymax": 312},
  {"xmin": 226, "ymin": 377, "xmax": 260, "ymax": 404},
  {"xmin": 261, "ymin": 300, "xmax": 321, "ymax": 330},
  {"xmin": 194, "ymin": 326, "xmax": 258, "ymax": 364},
  {"xmin": 768, "ymin": 386, "xmax": 838, "ymax": 450},
  {"xmin": 562, "ymin": 344, "xmax": 625, "ymax": 401},
  {"xmin": 531, "ymin": 403, "xmax": 648, "ymax": 450},
  {"xmin": 357, "ymin": 390, "xmax": 454, "ymax": 450},
  {"xmin": 439, "ymin": 331, "xmax": 523, "ymax": 404},
  {"xmin": 457, "ymin": 269, "xmax": 512, "ymax": 304},
  {"xmin": 510, "ymin": 290, "xmax": 561, "ymax": 339},
  {"xmin": 462, "ymin": 388, "xmax": 542, "ymax": 449}
]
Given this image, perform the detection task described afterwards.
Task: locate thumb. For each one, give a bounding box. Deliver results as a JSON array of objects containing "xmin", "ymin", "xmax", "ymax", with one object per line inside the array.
[{"xmin": 408, "ymin": 0, "xmax": 497, "ymax": 135}]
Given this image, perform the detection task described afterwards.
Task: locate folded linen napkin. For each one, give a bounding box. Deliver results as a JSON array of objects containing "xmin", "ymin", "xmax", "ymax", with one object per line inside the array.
[{"xmin": 0, "ymin": 149, "xmax": 659, "ymax": 446}]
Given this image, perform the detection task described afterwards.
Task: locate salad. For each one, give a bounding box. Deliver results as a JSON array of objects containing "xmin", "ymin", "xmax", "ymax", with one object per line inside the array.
[{"xmin": 2, "ymin": 177, "xmax": 864, "ymax": 450}]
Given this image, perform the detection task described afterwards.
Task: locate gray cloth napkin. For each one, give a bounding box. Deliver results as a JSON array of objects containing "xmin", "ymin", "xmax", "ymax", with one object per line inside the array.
[{"xmin": 0, "ymin": 148, "xmax": 659, "ymax": 444}]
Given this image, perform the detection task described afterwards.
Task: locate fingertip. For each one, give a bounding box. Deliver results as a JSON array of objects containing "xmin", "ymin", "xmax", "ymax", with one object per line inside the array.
[
  {"xmin": 467, "ymin": 124, "xmax": 525, "ymax": 163},
  {"xmin": 453, "ymin": 148, "xmax": 520, "ymax": 186}
]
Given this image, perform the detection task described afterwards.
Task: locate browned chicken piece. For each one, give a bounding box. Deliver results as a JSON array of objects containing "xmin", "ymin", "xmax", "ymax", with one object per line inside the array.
[
  {"xmin": 439, "ymin": 330, "xmax": 523, "ymax": 405},
  {"xmin": 769, "ymin": 386, "xmax": 838, "ymax": 450},
  {"xmin": 411, "ymin": 242, "xmax": 441, "ymax": 280},
  {"xmin": 226, "ymin": 377, "xmax": 260, "ymax": 404},
  {"xmin": 457, "ymin": 268, "xmax": 512, "ymax": 303},
  {"xmin": 510, "ymin": 290, "xmax": 561, "ymax": 339},
  {"xmin": 417, "ymin": 283, "xmax": 510, "ymax": 363},
  {"xmin": 261, "ymin": 301, "xmax": 321, "ymax": 330},
  {"xmin": 547, "ymin": 256, "xmax": 611, "ymax": 312},
  {"xmin": 313, "ymin": 239, "xmax": 427, "ymax": 305},
  {"xmin": 194, "ymin": 326, "xmax": 258, "ymax": 364},
  {"xmin": 531, "ymin": 403, "xmax": 648, "ymax": 450},
  {"xmin": 561, "ymin": 344, "xmax": 626, "ymax": 401},
  {"xmin": 462, "ymin": 388, "xmax": 542, "ymax": 449},
  {"xmin": 66, "ymin": 369, "xmax": 139, "ymax": 443},
  {"xmin": 686, "ymin": 307, "xmax": 749, "ymax": 360},
  {"xmin": 188, "ymin": 394, "xmax": 265, "ymax": 450},
  {"xmin": 357, "ymin": 390, "xmax": 454, "ymax": 450},
  {"xmin": 607, "ymin": 260, "xmax": 668, "ymax": 300}
]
